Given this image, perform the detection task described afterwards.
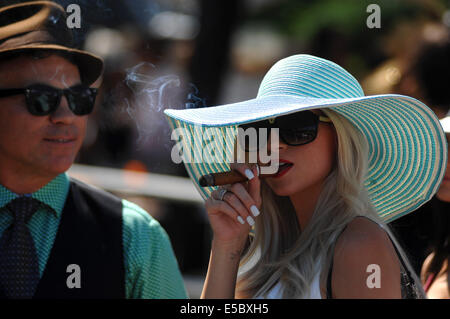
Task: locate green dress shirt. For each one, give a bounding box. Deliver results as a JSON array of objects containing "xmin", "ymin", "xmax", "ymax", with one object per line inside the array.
[{"xmin": 0, "ymin": 173, "xmax": 188, "ymax": 299}]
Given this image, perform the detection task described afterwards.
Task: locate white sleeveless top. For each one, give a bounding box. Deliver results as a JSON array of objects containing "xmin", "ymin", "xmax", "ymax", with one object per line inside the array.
[{"xmin": 254, "ymin": 266, "xmax": 323, "ymax": 299}]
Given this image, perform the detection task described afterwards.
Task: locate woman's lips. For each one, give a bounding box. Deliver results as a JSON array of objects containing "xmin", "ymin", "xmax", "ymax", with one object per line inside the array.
[{"xmin": 273, "ymin": 159, "xmax": 294, "ymax": 178}]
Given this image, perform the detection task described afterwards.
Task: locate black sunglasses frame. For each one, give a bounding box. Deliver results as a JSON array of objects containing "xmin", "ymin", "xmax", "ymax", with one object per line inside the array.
[
  {"xmin": 0, "ymin": 84, "xmax": 98, "ymax": 116},
  {"xmin": 238, "ymin": 110, "xmax": 333, "ymax": 152}
]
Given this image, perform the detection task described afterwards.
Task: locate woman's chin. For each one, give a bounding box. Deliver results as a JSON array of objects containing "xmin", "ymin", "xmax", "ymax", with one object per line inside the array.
[{"xmin": 267, "ymin": 181, "xmax": 297, "ymax": 197}]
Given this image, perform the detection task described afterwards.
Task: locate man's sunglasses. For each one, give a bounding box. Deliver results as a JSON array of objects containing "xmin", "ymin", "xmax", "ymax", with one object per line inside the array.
[
  {"xmin": 238, "ymin": 110, "xmax": 332, "ymax": 152},
  {"xmin": 0, "ymin": 84, "xmax": 98, "ymax": 116}
]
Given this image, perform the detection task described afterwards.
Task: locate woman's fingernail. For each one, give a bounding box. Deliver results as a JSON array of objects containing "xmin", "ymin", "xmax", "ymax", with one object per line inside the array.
[
  {"xmin": 237, "ymin": 216, "xmax": 245, "ymax": 224},
  {"xmin": 255, "ymin": 164, "xmax": 260, "ymax": 176},
  {"xmin": 245, "ymin": 169, "xmax": 255, "ymax": 180},
  {"xmin": 246, "ymin": 216, "xmax": 255, "ymax": 226},
  {"xmin": 250, "ymin": 205, "xmax": 260, "ymax": 217}
]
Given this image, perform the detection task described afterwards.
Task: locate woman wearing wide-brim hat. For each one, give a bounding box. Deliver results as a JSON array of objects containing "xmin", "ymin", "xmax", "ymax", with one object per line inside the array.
[{"xmin": 165, "ymin": 54, "xmax": 447, "ymax": 298}]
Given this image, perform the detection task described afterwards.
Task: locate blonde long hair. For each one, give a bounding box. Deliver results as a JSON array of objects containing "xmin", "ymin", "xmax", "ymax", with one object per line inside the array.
[{"xmin": 236, "ymin": 109, "xmax": 425, "ymax": 298}]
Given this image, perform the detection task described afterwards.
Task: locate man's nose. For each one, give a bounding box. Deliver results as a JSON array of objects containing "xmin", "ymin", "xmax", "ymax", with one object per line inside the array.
[{"xmin": 49, "ymin": 94, "xmax": 76, "ymax": 124}]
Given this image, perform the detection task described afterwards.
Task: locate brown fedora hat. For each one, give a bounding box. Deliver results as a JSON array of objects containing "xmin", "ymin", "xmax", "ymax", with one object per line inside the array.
[{"xmin": 0, "ymin": 1, "xmax": 103, "ymax": 85}]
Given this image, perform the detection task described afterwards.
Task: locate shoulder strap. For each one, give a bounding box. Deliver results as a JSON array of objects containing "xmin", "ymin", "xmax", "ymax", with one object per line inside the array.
[
  {"xmin": 326, "ymin": 223, "xmax": 350, "ymax": 299},
  {"xmin": 326, "ymin": 258, "xmax": 333, "ymax": 299}
]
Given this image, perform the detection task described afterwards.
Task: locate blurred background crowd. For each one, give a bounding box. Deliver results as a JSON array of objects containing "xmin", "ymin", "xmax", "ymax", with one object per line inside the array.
[{"xmin": 27, "ymin": 0, "xmax": 449, "ymax": 298}]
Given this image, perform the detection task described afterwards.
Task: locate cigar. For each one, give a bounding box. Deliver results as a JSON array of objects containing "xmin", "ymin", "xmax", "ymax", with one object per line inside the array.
[{"xmin": 199, "ymin": 166, "xmax": 277, "ymax": 187}]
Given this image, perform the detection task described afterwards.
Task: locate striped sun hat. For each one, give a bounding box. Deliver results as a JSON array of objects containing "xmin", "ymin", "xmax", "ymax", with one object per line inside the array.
[{"xmin": 164, "ymin": 54, "xmax": 448, "ymax": 222}]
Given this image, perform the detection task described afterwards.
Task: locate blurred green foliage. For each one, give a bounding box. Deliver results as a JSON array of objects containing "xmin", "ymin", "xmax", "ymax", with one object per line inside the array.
[
  {"xmin": 245, "ymin": 0, "xmax": 449, "ymax": 76},
  {"xmin": 252, "ymin": 0, "xmax": 445, "ymax": 39}
]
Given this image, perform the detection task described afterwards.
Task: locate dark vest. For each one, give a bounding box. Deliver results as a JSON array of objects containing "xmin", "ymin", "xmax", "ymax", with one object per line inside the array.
[{"xmin": 1, "ymin": 178, "xmax": 125, "ymax": 299}]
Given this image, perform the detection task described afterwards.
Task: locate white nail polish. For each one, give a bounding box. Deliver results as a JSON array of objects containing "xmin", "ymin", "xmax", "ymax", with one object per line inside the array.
[
  {"xmin": 250, "ymin": 205, "xmax": 260, "ymax": 217},
  {"xmin": 237, "ymin": 216, "xmax": 245, "ymax": 224},
  {"xmin": 246, "ymin": 216, "xmax": 255, "ymax": 226},
  {"xmin": 245, "ymin": 169, "xmax": 255, "ymax": 180}
]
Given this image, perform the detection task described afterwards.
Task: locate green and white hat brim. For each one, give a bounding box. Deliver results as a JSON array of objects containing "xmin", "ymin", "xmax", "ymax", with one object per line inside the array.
[{"xmin": 164, "ymin": 54, "xmax": 447, "ymax": 222}]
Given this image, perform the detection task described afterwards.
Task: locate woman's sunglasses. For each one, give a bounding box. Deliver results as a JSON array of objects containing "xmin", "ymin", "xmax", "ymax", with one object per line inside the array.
[
  {"xmin": 238, "ymin": 110, "xmax": 332, "ymax": 152},
  {"xmin": 0, "ymin": 83, "xmax": 98, "ymax": 116}
]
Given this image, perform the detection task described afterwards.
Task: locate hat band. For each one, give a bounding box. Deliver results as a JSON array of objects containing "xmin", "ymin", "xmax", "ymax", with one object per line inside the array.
[{"xmin": 0, "ymin": 2, "xmax": 54, "ymax": 42}]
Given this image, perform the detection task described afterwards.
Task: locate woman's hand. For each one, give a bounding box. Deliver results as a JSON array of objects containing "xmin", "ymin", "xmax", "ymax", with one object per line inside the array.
[
  {"xmin": 201, "ymin": 163, "xmax": 262, "ymax": 299},
  {"xmin": 205, "ymin": 163, "xmax": 262, "ymax": 251}
]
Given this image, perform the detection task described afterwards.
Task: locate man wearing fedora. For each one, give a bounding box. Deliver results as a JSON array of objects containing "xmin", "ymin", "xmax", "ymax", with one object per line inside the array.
[{"xmin": 0, "ymin": 1, "xmax": 187, "ymax": 299}]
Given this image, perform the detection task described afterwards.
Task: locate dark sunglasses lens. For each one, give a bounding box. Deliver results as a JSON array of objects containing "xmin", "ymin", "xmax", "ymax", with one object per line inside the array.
[
  {"xmin": 26, "ymin": 87, "xmax": 59, "ymax": 116},
  {"xmin": 238, "ymin": 111, "xmax": 320, "ymax": 150},
  {"xmin": 66, "ymin": 86, "xmax": 97, "ymax": 115},
  {"xmin": 280, "ymin": 127, "xmax": 317, "ymax": 145},
  {"xmin": 277, "ymin": 111, "xmax": 318, "ymax": 145}
]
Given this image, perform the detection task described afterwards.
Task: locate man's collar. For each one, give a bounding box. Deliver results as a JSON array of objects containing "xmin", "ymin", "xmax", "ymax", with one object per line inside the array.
[{"xmin": 0, "ymin": 173, "xmax": 69, "ymax": 218}]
